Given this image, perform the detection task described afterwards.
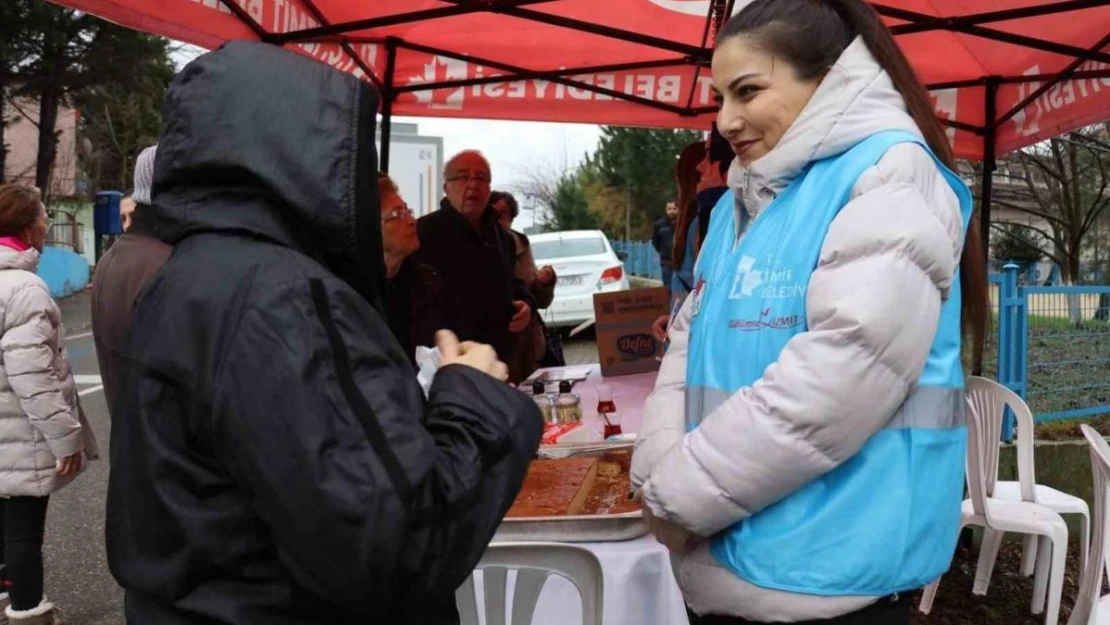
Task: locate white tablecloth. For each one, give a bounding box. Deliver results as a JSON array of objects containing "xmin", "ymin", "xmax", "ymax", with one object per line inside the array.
[
  {"xmin": 480, "ymin": 366, "xmax": 682, "ymax": 624},
  {"xmin": 572, "ymin": 367, "xmax": 658, "ymax": 435},
  {"xmin": 476, "ymin": 536, "xmax": 689, "ymax": 625}
]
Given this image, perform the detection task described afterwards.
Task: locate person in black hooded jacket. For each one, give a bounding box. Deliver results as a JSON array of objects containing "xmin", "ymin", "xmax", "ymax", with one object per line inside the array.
[{"xmin": 105, "ymin": 41, "xmax": 542, "ymax": 625}]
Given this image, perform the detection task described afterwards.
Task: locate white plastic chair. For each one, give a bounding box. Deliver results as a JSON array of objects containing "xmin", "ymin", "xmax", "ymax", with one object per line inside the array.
[
  {"xmin": 456, "ymin": 542, "xmax": 604, "ymax": 625},
  {"xmin": 969, "ymin": 379, "xmax": 1089, "ymax": 610},
  {"xmin": 919, "ymin": 377, "xmax": 1069, "ymax": 625},
  {"xmin": 1065, "ymin": 425, "xmax": 1110, "ymax": 625}
]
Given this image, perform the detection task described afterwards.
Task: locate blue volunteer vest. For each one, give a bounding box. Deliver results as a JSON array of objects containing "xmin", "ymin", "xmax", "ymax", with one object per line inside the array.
[{"xmin": 685, "ymin": 130, "xmax": 970, "ymax": 596}]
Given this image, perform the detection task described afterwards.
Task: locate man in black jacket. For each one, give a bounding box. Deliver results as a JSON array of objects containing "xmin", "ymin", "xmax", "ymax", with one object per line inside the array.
[
  {"xmin": 106, "ymin": 42, "xmax": 541, "ymax": 625},
  {"xmin": 409, "ymin": 151, "xmax": 533, "ymax": 362},
  {"xmin": 652, "ymin": 201, "xmax": 678, "ymax": 295}
]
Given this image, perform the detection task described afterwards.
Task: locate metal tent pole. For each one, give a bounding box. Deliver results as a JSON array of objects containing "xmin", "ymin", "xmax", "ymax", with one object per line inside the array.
[
  {"xmin": 379, "ymin": 39, "xmax": 398, "ymax": 173},
  {"xmin": 981, "ymin": 79, "xmax": 998, "ymax": 263},
  {"xmin": 972, "ymin": 79, "xmax": 999, "ymax": 380}
]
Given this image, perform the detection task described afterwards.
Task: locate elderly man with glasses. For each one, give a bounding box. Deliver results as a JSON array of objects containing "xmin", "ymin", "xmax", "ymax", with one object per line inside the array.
[{"xmin": 409, "ymin": 150, "xmax": 534, "ymax": 381}]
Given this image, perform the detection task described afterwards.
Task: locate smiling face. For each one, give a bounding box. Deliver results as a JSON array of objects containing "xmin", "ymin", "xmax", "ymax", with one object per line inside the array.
[
  {"xmin": 711, "ymin": 36, "xmax": 822, "ymax": 167},
  {"xmin": 443, "ymin": 152, "xmax": 492, "ymax": 220}
]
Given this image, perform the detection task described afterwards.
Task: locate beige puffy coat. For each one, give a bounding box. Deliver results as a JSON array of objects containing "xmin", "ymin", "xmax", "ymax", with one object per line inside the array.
[
  {"xmin": 631, "ymin": 38, "xmax": 966, "ymax": 621},
  {"xmin": 0, "ymin": 246, "xmax": 97, "ymax": 497}
]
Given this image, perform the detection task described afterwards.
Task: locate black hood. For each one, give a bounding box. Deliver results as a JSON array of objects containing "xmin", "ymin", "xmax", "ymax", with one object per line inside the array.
[{"xmin": 150, "ymin": 41, "xmax": 383, "ymax": 307}]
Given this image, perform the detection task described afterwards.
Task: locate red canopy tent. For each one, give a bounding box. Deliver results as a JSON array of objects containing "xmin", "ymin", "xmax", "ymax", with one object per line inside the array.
[{"xmin": 42, "ymin": 0, "xmax": 1110, "ymax": 244}]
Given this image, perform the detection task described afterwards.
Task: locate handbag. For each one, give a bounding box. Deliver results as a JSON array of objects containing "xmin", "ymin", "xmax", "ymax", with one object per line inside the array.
[{"xmin": 538, "ymin": 309, "xmax": 565, "ymax": 368}]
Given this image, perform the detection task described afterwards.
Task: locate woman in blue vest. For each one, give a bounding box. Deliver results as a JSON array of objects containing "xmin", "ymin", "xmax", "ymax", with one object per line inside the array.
[{"xmin": 631, "ymin": 1, "xmax": 988, "ymax": 624}]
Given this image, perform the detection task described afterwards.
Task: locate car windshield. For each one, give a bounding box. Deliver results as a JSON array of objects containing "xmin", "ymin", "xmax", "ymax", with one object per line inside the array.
[{"xmin": 532, "ymin": 237, "xmax": 607, "ymax": 260}]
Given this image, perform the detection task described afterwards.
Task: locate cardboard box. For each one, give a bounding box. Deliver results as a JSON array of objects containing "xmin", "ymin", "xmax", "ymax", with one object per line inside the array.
[{"xmin": 592, "ymin": 287, "xmax": 669, "ymax": 377}]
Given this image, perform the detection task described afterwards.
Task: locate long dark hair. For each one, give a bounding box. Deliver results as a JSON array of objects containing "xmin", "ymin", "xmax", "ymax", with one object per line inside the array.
[
  {"xmin": 672, "ymin": 141, "xmax": 707, "ymax": 271},
  {"xmin": 717, "ymin": 0, "xmax": 988, "ymax": 365}
]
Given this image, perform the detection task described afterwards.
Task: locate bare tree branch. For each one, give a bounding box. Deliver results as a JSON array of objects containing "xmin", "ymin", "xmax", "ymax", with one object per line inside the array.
[
  {"xmin": 994, "ymin": 198, "xmax": 1070, "ymax": 230},
  {"xmin": 3, "ymin": 94, "xmax": 39, "ymax": 130},
  {"xmin": 991, "ymin": 222, "xmax": 1058, "ymax": 263}
]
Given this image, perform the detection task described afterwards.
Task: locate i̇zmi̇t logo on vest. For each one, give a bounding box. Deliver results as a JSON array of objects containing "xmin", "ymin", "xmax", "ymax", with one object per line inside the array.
[{"xmin": 726, "ymin": 254, "xmax": 805, "ymax": 332}]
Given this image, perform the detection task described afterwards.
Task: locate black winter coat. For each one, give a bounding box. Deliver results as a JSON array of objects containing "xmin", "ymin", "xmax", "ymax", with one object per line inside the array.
[
  {"xmin": 409, "ymin": 201, "xmax": 531, "ymax": 360},
  {"xmin": 652, "ymin": 216, "xmax": 675, "ymax": 264},
  {"xmin": 105, "ymin": 41, "xmax": 542, "ymax": 625}
]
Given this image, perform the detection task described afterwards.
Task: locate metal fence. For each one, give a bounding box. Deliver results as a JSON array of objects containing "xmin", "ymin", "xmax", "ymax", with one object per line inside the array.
[
  {"xmin": 46, "ymin": 211, "xmax": 82, "ymax": 254},
  {"xmin": 988, "ymin": 259, "xmax": 1108, "ymax": 286},
  {"xmin": 611, "ymin": 240, "xmax": 663, "ymax": 281},
  {"xmin": 994, "ymin": 263, "xmax": 1110, "ymax": 427}
]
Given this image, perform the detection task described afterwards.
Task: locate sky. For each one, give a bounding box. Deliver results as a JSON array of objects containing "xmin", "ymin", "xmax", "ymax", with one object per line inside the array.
[{"xmin": 170, "ymin": 44, "xmax": 603, "ymax": 195}]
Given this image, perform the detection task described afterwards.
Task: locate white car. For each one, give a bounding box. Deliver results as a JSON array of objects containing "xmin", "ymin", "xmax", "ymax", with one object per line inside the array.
[{"xmin": 530, "ymin": 230, "xmax": 631, "ymax": 328}]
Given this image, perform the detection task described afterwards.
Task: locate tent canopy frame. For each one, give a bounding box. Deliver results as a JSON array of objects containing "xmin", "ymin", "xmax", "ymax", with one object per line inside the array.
[{"xmin": 206, "ymin": 0, "xmax": 1109, "ymax": 261}]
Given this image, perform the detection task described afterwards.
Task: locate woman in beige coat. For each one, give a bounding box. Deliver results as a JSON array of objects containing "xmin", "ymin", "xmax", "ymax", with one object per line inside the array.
[{"xmin": 0, "ymin": 185, "xmax": 98, "ymax": 625}]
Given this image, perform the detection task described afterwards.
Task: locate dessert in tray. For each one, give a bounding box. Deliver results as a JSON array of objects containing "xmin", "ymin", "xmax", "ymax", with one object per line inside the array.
[{"xmin": 506, "ymin": 450, "xmax": 641, "ymax": 518}]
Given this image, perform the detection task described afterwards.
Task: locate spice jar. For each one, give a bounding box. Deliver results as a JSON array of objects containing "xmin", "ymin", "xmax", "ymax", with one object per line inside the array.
[
  {"xmin": 532, "ymin": 380, "xmax": 554, "ymax": 423},
  {"xmin": 554, "ymin": 380, "xmax": 582, "ymax": 424}
]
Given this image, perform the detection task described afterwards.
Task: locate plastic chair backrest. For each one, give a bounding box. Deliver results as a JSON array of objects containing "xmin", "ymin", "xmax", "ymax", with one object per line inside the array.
[
  {"xmin": 1068, "ymin": 425, "xmax": 1110, "ymax": 625},
  {"xmin": 457, "ymin": 542, "xmax": 604, "ymax": 625},
  {"xmin": 965, "ymin": 377, "xmax": 1037, "ymax": 522}
]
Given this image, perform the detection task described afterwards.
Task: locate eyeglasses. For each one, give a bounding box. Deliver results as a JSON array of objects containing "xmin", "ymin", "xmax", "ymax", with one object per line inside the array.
[
  {"xmin": 382, "ymin": 206, "xmax": 414, "ymax": 223},
  {"xmin": 446, "ymin": 173, "xmax": 492, "ymax": 186}
]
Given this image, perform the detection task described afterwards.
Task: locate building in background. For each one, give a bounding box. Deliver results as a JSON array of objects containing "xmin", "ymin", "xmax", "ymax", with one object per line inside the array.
[
  {"xmin": 375, "ymin": 122, "xmax": 443, "ymax": 218},
  {"xmin": 3, "ymin": 99, "xmax": 92, "ymax": 296},
  {"xmin": 3, "ymin": 98, "xmax": 79, "ymax": 197}
]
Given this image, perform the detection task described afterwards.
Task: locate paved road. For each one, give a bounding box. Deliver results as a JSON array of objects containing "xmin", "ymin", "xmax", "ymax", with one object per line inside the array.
[
  {"xmin": 43, "ymin": 290, "xmax": 123, "ymax": 624},
  {"xmin": 43, "ymin": 290, "xmax": 603, "ymax": 624}
]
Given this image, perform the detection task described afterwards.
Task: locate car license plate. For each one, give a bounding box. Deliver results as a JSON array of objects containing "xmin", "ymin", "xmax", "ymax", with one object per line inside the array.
[{"xmin": 558, "ymin": 275, "xmax": 583, "ymax": 287}]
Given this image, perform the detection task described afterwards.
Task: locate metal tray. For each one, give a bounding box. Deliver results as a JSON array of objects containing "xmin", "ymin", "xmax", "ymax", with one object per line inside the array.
[
  {"xmin": 537, "ymin": 440, "xmax": 635, "ymax": 459},
  {"xmin": 496, "ymin": 441, "xmax": 646, "ymax": 543},
  {"xmin": 494, "ymin": 510, "xmax": 647, "ymax": 543}
]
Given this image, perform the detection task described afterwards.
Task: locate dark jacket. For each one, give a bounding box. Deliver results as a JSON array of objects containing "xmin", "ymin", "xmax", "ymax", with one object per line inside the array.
[
  {"xmin": 652, "ymin": 216, "xmax": 675, "ymax": 264},
  {"xmin": 410, "ymin": 200, "xmax": 531, "ymax": 360},
  {"xmin": 510, "ymin": 230, "xmax": 554, "ymax": 310},
  {"xmin": 505, "ymin": 230, "xmax": 553, "ymax": 383},
  {"xmin": 106, "ymin": 42, "xmax": 542, "ymax": 625},
  {"xmin": 384, "ymin": 258, "xmax": 445, "ymax": 365},
  {"xmin": 90, "ymin": 209, "xmax": 172, "ymax": 415},
  {"xmin": 696, "ymin": 187, "xmax": 729, "ymax": 245}
]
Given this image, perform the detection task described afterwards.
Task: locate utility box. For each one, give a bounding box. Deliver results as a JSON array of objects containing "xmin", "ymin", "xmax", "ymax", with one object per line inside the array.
[
  {"xmin": 94, "ymin": 191, "xmax": 123, "ymax": 235},
  {"xmin": 93, "ymin": 191, "xmax": 123, "ymax": 262}
]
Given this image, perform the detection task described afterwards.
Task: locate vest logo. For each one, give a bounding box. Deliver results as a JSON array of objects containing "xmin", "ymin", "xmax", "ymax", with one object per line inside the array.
[
  {"xmin": 727, "ymin": 307, "xmax": 803, "ymax": 331},
  {"xmin": 725, "ymin": 254, "xmax": 806, "ymax": 331},
  {"xmin": 728, "ymin": 254, "xmax": 806, "ymax": 300},
  {"xmin": 729, "ymin": 255, "xmax": 764, "ymax": 298},
  {"xmin": 407, "ymin": 56, "xmax": 468, "ymax": 110},
  {"xmin": 617, "ymin": 334, "xmax": 657, "ymax": 358},
  {"xmin": 646, "ymin": 0, "xmax": 710, "ymax": 15}
]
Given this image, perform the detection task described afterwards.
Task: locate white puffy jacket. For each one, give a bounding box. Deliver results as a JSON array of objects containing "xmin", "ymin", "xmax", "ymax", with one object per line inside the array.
[
  {"xmin": 0, "ymin": 246, "xmax": 97, "ymax": 497},
  {"xmin": 630, "ymin": 38, "xmax": 965, "ymax": 621}
]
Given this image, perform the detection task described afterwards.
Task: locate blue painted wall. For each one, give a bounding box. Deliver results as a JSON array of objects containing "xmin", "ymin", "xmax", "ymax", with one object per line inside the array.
[{"xmin": 36, "ymin": 246, "xmax": 90, "ymax": 298}]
